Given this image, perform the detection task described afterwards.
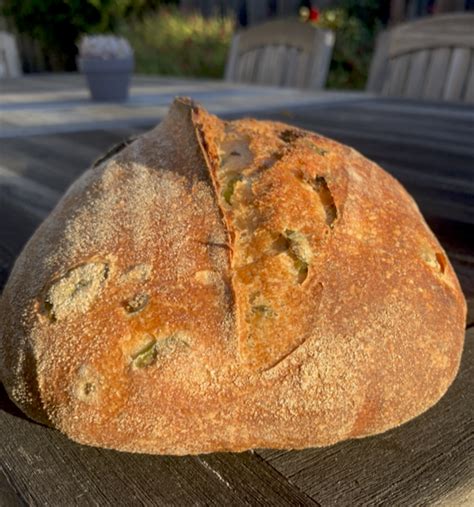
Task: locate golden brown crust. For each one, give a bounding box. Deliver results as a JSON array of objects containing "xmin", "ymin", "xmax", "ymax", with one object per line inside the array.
[{"xmin": 0, "ymin": 98, "xmax": 466, "ymax": 454}]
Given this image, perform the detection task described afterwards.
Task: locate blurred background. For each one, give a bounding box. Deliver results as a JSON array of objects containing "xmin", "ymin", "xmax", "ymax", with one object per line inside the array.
[{"xmin": 1, "ymin": 0, "xmax": 473, "ymax": 91}]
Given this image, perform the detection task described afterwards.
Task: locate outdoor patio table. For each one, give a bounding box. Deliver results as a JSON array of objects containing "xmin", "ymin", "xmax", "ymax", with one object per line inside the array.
[{"xmin": 0, "ymin": 74, "xmax": 473, "ymax": 506}]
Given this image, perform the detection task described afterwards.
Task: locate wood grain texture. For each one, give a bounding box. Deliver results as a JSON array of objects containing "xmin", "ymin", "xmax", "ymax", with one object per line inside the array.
[
  {"xmin": 444, "ymin": 48, "xmax": 471, "ymax": 101},
  {"xmin": 283, "ymin": 47, "xmax": 299, "ymax": 87},
  {"xmin": 0, "ymin": 467, "xmax": 27, "ymax": 507},
  {"xmin": 224, "ymin": 32, "xmax": 241, "ymax": 81},
  {"xmin": 0, "ymin": 97, "xmax": 472, "ymax": 505},
  {"xmin": 404, "ymin": 50, "xmax": 430, "ymax": 99},
  {"xmin": 423, "ymin": 48, "xmax": 452, "ymax": 100},
  {"xmin": 385, "ymin": 54, "xmax": 411, "ymax": 96}
]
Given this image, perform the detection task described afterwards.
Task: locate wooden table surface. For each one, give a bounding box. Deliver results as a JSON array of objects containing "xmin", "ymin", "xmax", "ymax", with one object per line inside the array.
[{"xmin": 0, "ymin": 75, "xmax": 473, "ymax": 506}]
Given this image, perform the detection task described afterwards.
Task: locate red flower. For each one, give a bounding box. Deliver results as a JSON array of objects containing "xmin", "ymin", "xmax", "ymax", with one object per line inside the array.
[{"xmin": 308, "ymin": 7, "xmax": 320, "ymax": 21}]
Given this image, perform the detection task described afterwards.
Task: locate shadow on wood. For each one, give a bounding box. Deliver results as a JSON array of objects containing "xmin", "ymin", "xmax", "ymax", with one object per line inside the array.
[{"xmin": 0, "ymin": 384, "xmax": 35, "ymax": 423}]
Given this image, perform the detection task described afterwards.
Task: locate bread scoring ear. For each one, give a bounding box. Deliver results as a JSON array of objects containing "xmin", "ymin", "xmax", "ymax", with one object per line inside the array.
[{"xmin": 193, "ymin": 110, "xmax": 342, "ymax": 371}]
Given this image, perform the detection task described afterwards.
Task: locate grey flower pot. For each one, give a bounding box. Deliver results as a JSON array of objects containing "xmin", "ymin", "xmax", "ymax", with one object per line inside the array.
[{"xmin": 78, "ymin": 56, "xmax": 134, "ymax": 102}]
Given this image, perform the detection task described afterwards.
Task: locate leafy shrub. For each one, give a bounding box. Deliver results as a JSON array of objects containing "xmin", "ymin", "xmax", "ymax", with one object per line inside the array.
[
  {"xmin": 120, "ymin": 8, "xmax": 233, "ymax": 78},
  {"xmin": 1, "ymin": 0, "xmax": 172, "ymax": 70},
  {"xmin": 316, "ymin": 0, "xmax": 387, "ymax": 89},
  {"xmin": 317, "ymin": 8, "xmax": 379, "ymax": 89}
]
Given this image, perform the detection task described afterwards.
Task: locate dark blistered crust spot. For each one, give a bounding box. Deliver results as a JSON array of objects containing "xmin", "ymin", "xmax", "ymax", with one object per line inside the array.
[{"xmin": 279, "ymin": 129, "xmax": 304, "ymax": 143}]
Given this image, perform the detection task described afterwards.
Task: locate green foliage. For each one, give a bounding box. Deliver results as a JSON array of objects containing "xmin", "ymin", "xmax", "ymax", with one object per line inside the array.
[
  {"xmin": 121, "ymin": 8, "xmax": 233, "ymax": 79},
  {"xmin": 317, "ymin": 0, "xmax": 386, "ymax": 89},
  {"xmin": 337, "ymin": 0, "xmax": 389, "ymax": 31},
  {"xmin": 1, "ymin": 0, "xmax": 170, "ymax": 70}
]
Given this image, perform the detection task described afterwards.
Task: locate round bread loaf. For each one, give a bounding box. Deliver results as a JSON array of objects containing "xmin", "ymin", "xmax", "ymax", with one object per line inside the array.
[{"xmin": 0, "ymin": 98, "xmax": 466, "ymax": 454}]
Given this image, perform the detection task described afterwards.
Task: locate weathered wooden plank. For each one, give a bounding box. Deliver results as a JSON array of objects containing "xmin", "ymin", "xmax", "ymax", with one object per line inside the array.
[
  {"xmin": 270, "ymin": 45, "xmax": 288, "ymax": 87},
  {"xmin": 366, "ymin": 30, "xmax": 390, "ymax": 93},
  {"xmin": 0, "ymin": 164, "xmax": 59, "ymax": 219},
  {"xmin": 404, "ymin": 50, "xmax": 430, "ymax": 99},
  {"xmin": 0, "ymin": 138, "xmax": 91, "ymax": 193},
  {"xmin": 256, "ymin": 45, "xmax": 288, "ymax": 86},
  {"xmin": 0, "ymin": 129, "xmax": 143, "ymax": 194},
  {"xmin": 0, "ymin": 392, "xmax": 317, "ymax": 506},
  {"xmin": 256, "ymin": 46, "xmax": 274, "ymax": 85},
  {"xmin": 282, "ymin": 47, "xmax": 299, "ymax": 88},
  {"xmin": 337, "ymin": 99, "xmax": 474, "ymax": 125},
  {"xmin": 235, "ymin": 51, "xmax": 247, "ymax": 82},
  {"xmin": 423, "ymin": 47, "xmax": 452, "ymax": 100},
  {"xmin": 0, "ymin": 74, "xmax": 84, "ymax": 94},
  {"xmin": 464, "ymin": 58, "xmax": 474, "ymax": 103},
  {"xmin": 0, "ymin": 180, "xmax": 49, "ymax": 289},
  {"xmin": 467, "ymin": 298, "xmax": 474, "ymax": 329},
  {"xmin": 258, "ymin": 326, "xmax": 474, "ymax": 506},
  {"xmin": 389, "ymin": 12, "xmax": 474, "ymax": 58},
  {"xmin": 224, "ymin": 32, "xmax": 241, "ymax": 81},
  {"xmin": 444, "ymin": 48, "xmax": 471, "ymax": 102},
  {"xmin": 295, "ymin": 53, "xmax": 310, "ymax": 90},
  {"xmin": 0, "ymin": 467, "xmax": 27, "ymax": 507},
  {"xmin": 238, "ymin": 50, "xmax": 258, "ymax": 83},
  {"xmin": 385, "ymin": 55, "xmax": 411, "ymax": 97}
]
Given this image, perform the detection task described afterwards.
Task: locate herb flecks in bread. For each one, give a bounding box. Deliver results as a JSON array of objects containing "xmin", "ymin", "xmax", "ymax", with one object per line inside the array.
[{"xmin": 0, "ymin": 98, "xmax": 466, "ymax": 455}]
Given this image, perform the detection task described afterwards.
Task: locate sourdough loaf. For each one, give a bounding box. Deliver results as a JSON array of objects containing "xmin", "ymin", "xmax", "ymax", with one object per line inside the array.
[{"xmin": 0, "ymin": 98, "xmax": 466, "ymax": 454}]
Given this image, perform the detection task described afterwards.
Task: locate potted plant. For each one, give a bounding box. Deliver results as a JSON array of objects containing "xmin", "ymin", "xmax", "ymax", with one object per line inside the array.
[{"xmin": 77, "ymin": 35, "xmax": 134, "ymax": 102}]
